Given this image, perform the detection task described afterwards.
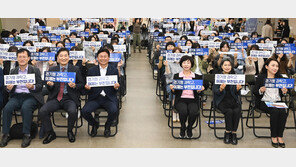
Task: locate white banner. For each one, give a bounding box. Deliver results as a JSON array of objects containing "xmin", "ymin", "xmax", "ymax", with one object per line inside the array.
[
  {"xmin": 18, "ymin": 46, "xmax": 37, "ymax": 53},
  {"xmin": 34, "ymin": 42, "xmax": 52, "ymax": 48},
  {"xmin": 187, "ymin": 36, "xmax": 200, "ymax": 41},
  {"xmin": 4, "ymin": 74, "xmax": 35, "ymax": 85},
  {"xmin": 208, "ymin": 41, "xmax": 221, "ymax": 48},
  {"xmin": 200, "ymin": 30, "xmax": 216, "ymax": 36},
  {"xmin": 0, "ymin": 52, "xmax": 17, "ymax": 61},
  {"xmin": 0, "ymin": 44, "xmax": 10, "ymax": 51},
  {"xmin": 70, "ymin": 38, "xmax": 82, "ymax": 43},
  {"xmin": 214, "ymin": 22, "xmax": 227, "ymax": 26},
  {"xmin": 113, "ymin": 45, "xmax": 126, "ymax": 52},
  {"xmin": 97, "ymin": 34, "xmax": 108, "ymax": 40},
  {"xmin": 21, "ymin": 36, "xmax": 39, "ymax": 42},
  {"xmin": 86, "ymin": 75, "xmax": 118, "ymax": 87},
  {"xmin": 166, "ymin": 53, "xmax": 185, "ymax": 62},
  {"xmin": 215, "ymin": 74, "xmax": 245, "ymax": 85},
  {"xmin": 49, "ymin": 30, "xmax": 70, "ymax": 35},
  {"xmin": 69, "ymin": 51, "xmax": 85, "ymax": 60},
  {"xmin": 163, "ymin": 24, "xmax": 174, "ymax": 29},
  {"xmin": 256, "ymin": 43, "xmax": 274, "ymax": 50},
  {"xmin": 250, "ymin": 50, "xmax": 271, "ymax": 58},
  {"xmin": 83, "ymin": 41, "xmax": 102, "ymax": 48}
]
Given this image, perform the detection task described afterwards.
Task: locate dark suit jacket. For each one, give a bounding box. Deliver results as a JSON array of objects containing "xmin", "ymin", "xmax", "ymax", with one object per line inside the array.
[
  {"xmin": 213, "ymin": 82, "xmax": 241, "ymax": 108},
  {"xmin": 172, "ymin": 73, "xmax": 208, "ymax": 108},
  {"xmin": 253, "ymin": 73, "xmax": 284, "ymax": 108},
  {"xmin": 0, "ymin": 67, "xmax": 4, "ymax": 109},
  {"xmin": 9, "ymin": 65, "xmax": 44, "ymax": 105},
  {"xmin": 46, "ymin": 64, "xmax": 84, "ymax": 106},
  {"xmin": 3, "ymin": 61, "xmax": 19, "ymax": 75},
  {"xmin": 86, "ymin": 64, "xmax": 119, "ymax": 103}
]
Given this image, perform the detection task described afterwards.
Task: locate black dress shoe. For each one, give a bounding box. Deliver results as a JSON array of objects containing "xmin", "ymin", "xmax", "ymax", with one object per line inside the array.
[
  {"xmin": 104, "ymin": 126, "xmax": 111, "ymax": 137},
  {"xmin": 21, "ymin": 135, "xmax": 32, "ymax": 148},
  {"xmin": 271, "ymin": 140, "xmax": 279, "ymax": 148},
  {"xmin": 90, "ymin": 124, "xmax": 98, "ymax": 137},
  {"xmin": 231, "ymin": 133, "xmax": 238, "ymax": 145},
  {"xmin": 67, "ymin": 131, "xmax": 75, "ymax": 143},
  {"xmin": 279, "ymin": 142, "xmax": 286, "ymax": 148},
  {"xmin": 43, "ymin": 131, "xmax": 56, "ymax": 144},
  {"xmin": 224, "ymin": 132, "xmax": 231, "ymax": 144},
  {"xmin": 187, "ymin": 127, "xmax": 193, "ymax": 138},
  {"xmin": 0, "ymin": 134, "xmax": 11, "ymax": 147},
  {"xmin": 180, "ymin": 127, "xmax": 186, "ymax": 138}
]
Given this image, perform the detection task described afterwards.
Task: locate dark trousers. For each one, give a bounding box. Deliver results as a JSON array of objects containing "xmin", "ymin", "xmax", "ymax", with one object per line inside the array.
[
  {"xmin": 38, "ymin": 95, "xmax": 77, "ymax": 133},
  {"xmin": 81, "ymin": 95, "xmax": 118, "ymax": 128},
  {"xmin": 258, "ymin": 101, "xmax": 288, "ymax": 137},
  {"xmin": 133, "ymin": 33, "xmax": 141, "ymax": 51},
  {"xmin": 218, "ymin": 102, "xmax": 241, "ymax": 132},
  {"xmin": 175, "ymin": 98, "xmax": 199, "ymax": 129},
  {"xmin": 2, "ymin": 93, "xmax": 38, "ymax": 134}
]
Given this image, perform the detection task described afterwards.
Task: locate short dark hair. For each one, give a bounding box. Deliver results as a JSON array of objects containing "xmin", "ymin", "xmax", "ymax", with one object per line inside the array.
[
  {"xmin": 165, "ymin": 41, "xmax": 175, "ymax": 50},
  {"xmin": 70, "ymin": 46, "xmax": 81, "ymax": 51},
  {"xmin": 57, "ymin": 47, "xmax": 69, "ymax": 57},
  {"xmin": 8, "ymin": 46, "xmax": 18, "ymax": 52},
  {"xmin": 96, "ymin": 48, "xmax": 110, "ymax": 57},
  {"xmin": 40, "ymin": 47, "xmax": 51, "ymax": 52},
  {"xmin": 17, "ymin": 48, "xmax": 31, "ymax": 57},
  {"xmin": 179, "ymin": 55, "xmax": 194, "ymax": 68},
  {"xmin": 219, "ymin": 41, "xmax": 230, "ymax": 51},
  {"xmin": 103, "ymin": 44, "xmax": 114, "ymax": 52},
  {"xmin": 63, "ymin": 38, "xmax": 71, "ymax": 44},
  {"xmin": 23, "ymin": 40, "xmax": 34, "ymax": 46},
  {"xmin": 40, "ymin": 36, "xmax": 50, "ymax": 42},
  {"xmin": 56, "ymin": 41, "xmax": 65, "ymax": 47},
  {"xmin": 70, "ymin": 32, "xmax": 77, "ymax": 37}
]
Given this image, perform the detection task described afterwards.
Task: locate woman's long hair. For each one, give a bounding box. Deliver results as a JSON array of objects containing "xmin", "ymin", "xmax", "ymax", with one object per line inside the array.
[{"xmin": 260, "ymin": 58, "xmax": 281, "ymax": 78}]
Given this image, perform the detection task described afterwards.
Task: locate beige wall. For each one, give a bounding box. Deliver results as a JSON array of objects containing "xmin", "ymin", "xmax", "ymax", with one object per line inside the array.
[
  {"xmin": 46, "ymin": 18, "xmax": 62, "ymax": 27},
  {"xmin": 1, "ymin": 18, "xmax": 28, "ymax": 31}
]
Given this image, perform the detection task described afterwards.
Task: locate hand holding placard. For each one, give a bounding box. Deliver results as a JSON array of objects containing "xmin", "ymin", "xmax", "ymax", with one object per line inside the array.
[
  {"xmin": 114, "ymin": 83, "xmax": 120, "ymax": 89},
  {"xmin": 260, "ymin": 86, "xmax": 266, "ymax": 93},
  {"xmin": 68, "ymin": 82, "xmax": 76, "ymax": 88},
  {"xmin": 6, "ymin": 84, "xmax": 14, "ymax": 91},
  {"xmin": 85, "ymin": 84, "xmax": 91, "ymax": 90},
  {"xmin": 281, "ymin": 87, "xmax": 288, "ymax": 94},
  {"xmin": 220, "ymin": 83, "xmax": 226, "ymax": 92},
  {"xmin": 47, "ymin": 81, "xmax": 54, "ymax": 86}
]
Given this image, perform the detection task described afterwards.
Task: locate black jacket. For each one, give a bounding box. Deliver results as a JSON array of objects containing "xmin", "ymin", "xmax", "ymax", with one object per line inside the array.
[
  {"xmin": 46, "ymin": 64, "xmax": 84, "ymax": 106},
  {"xmin": 86, "ymin": 65, "xmax": 119, "ymax": 103},
  {"xmin": 213, "ymin": 82, "xmax": 241, "ymax": 108}
]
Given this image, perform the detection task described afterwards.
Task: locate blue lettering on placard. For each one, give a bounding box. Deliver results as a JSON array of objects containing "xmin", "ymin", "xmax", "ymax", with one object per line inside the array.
[
  {"xmin": 173, "ymin": 80, "xmax": 203, "ymax": 90},
  {"xmin": 44, "ymin": 71, "xmax": 76, "ymax": 83},
  {"xmin": 265, "ymin": 78, "xmax": 294, "ymax": 89}
]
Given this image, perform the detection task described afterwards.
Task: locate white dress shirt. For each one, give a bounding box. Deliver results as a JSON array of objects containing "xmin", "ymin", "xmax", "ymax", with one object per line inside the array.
[{"xmin": 99, "ymin": 64, "xmax": 108, "ymax": 96}]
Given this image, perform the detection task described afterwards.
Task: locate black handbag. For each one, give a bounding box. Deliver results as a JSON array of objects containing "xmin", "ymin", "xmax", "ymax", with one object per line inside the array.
[{"xmin": 9, "ymin": 122, "xmax": 38, "ymax": 139}]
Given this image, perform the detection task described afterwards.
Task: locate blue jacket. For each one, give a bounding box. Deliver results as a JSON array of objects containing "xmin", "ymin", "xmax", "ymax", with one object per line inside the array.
[{"xmin": 86, "ymin": 65, "xmax": 119, "ymax": 103}]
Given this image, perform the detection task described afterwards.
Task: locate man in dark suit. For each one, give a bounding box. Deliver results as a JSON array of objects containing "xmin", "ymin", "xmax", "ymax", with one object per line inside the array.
[
  {"xmin": 38, "ymin": 48, "xmax": 84, "ymax": 144},
  {"xmin": 81, "ymin": 48, "xmax": 120, "ymax": 137},
  {"xmin": 0, "ymin": 48, "xmax": 44, "ymax": 148}
]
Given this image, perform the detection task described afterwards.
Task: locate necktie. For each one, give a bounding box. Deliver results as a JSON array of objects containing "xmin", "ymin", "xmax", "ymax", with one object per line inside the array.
[{"xmin": 57, "ymin": 67, "xmax": 65, "ymax": 101}]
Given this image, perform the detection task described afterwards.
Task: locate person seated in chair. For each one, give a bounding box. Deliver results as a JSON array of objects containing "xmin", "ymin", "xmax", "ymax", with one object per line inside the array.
[
  {"xmin": 0, "ymin": 48, "xmax": 44, "ymax": 148},
  {"xmin": 253, "ymin": 58, "xmax": 288, "ymax": 148},
  {"xmin": 38, "ymin": 48, "xmax": 84, "ymax": 144},
  {"xmin": 213, "ymin": 59, "xmax": 242, "ymax": 145},
  {"xmin": 169, "ymin": 55, "xmax": 206, "ymax": 138},
  {"xmin": 81, "ymin": 48, "xmax": 120, "ymax": 137}
]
